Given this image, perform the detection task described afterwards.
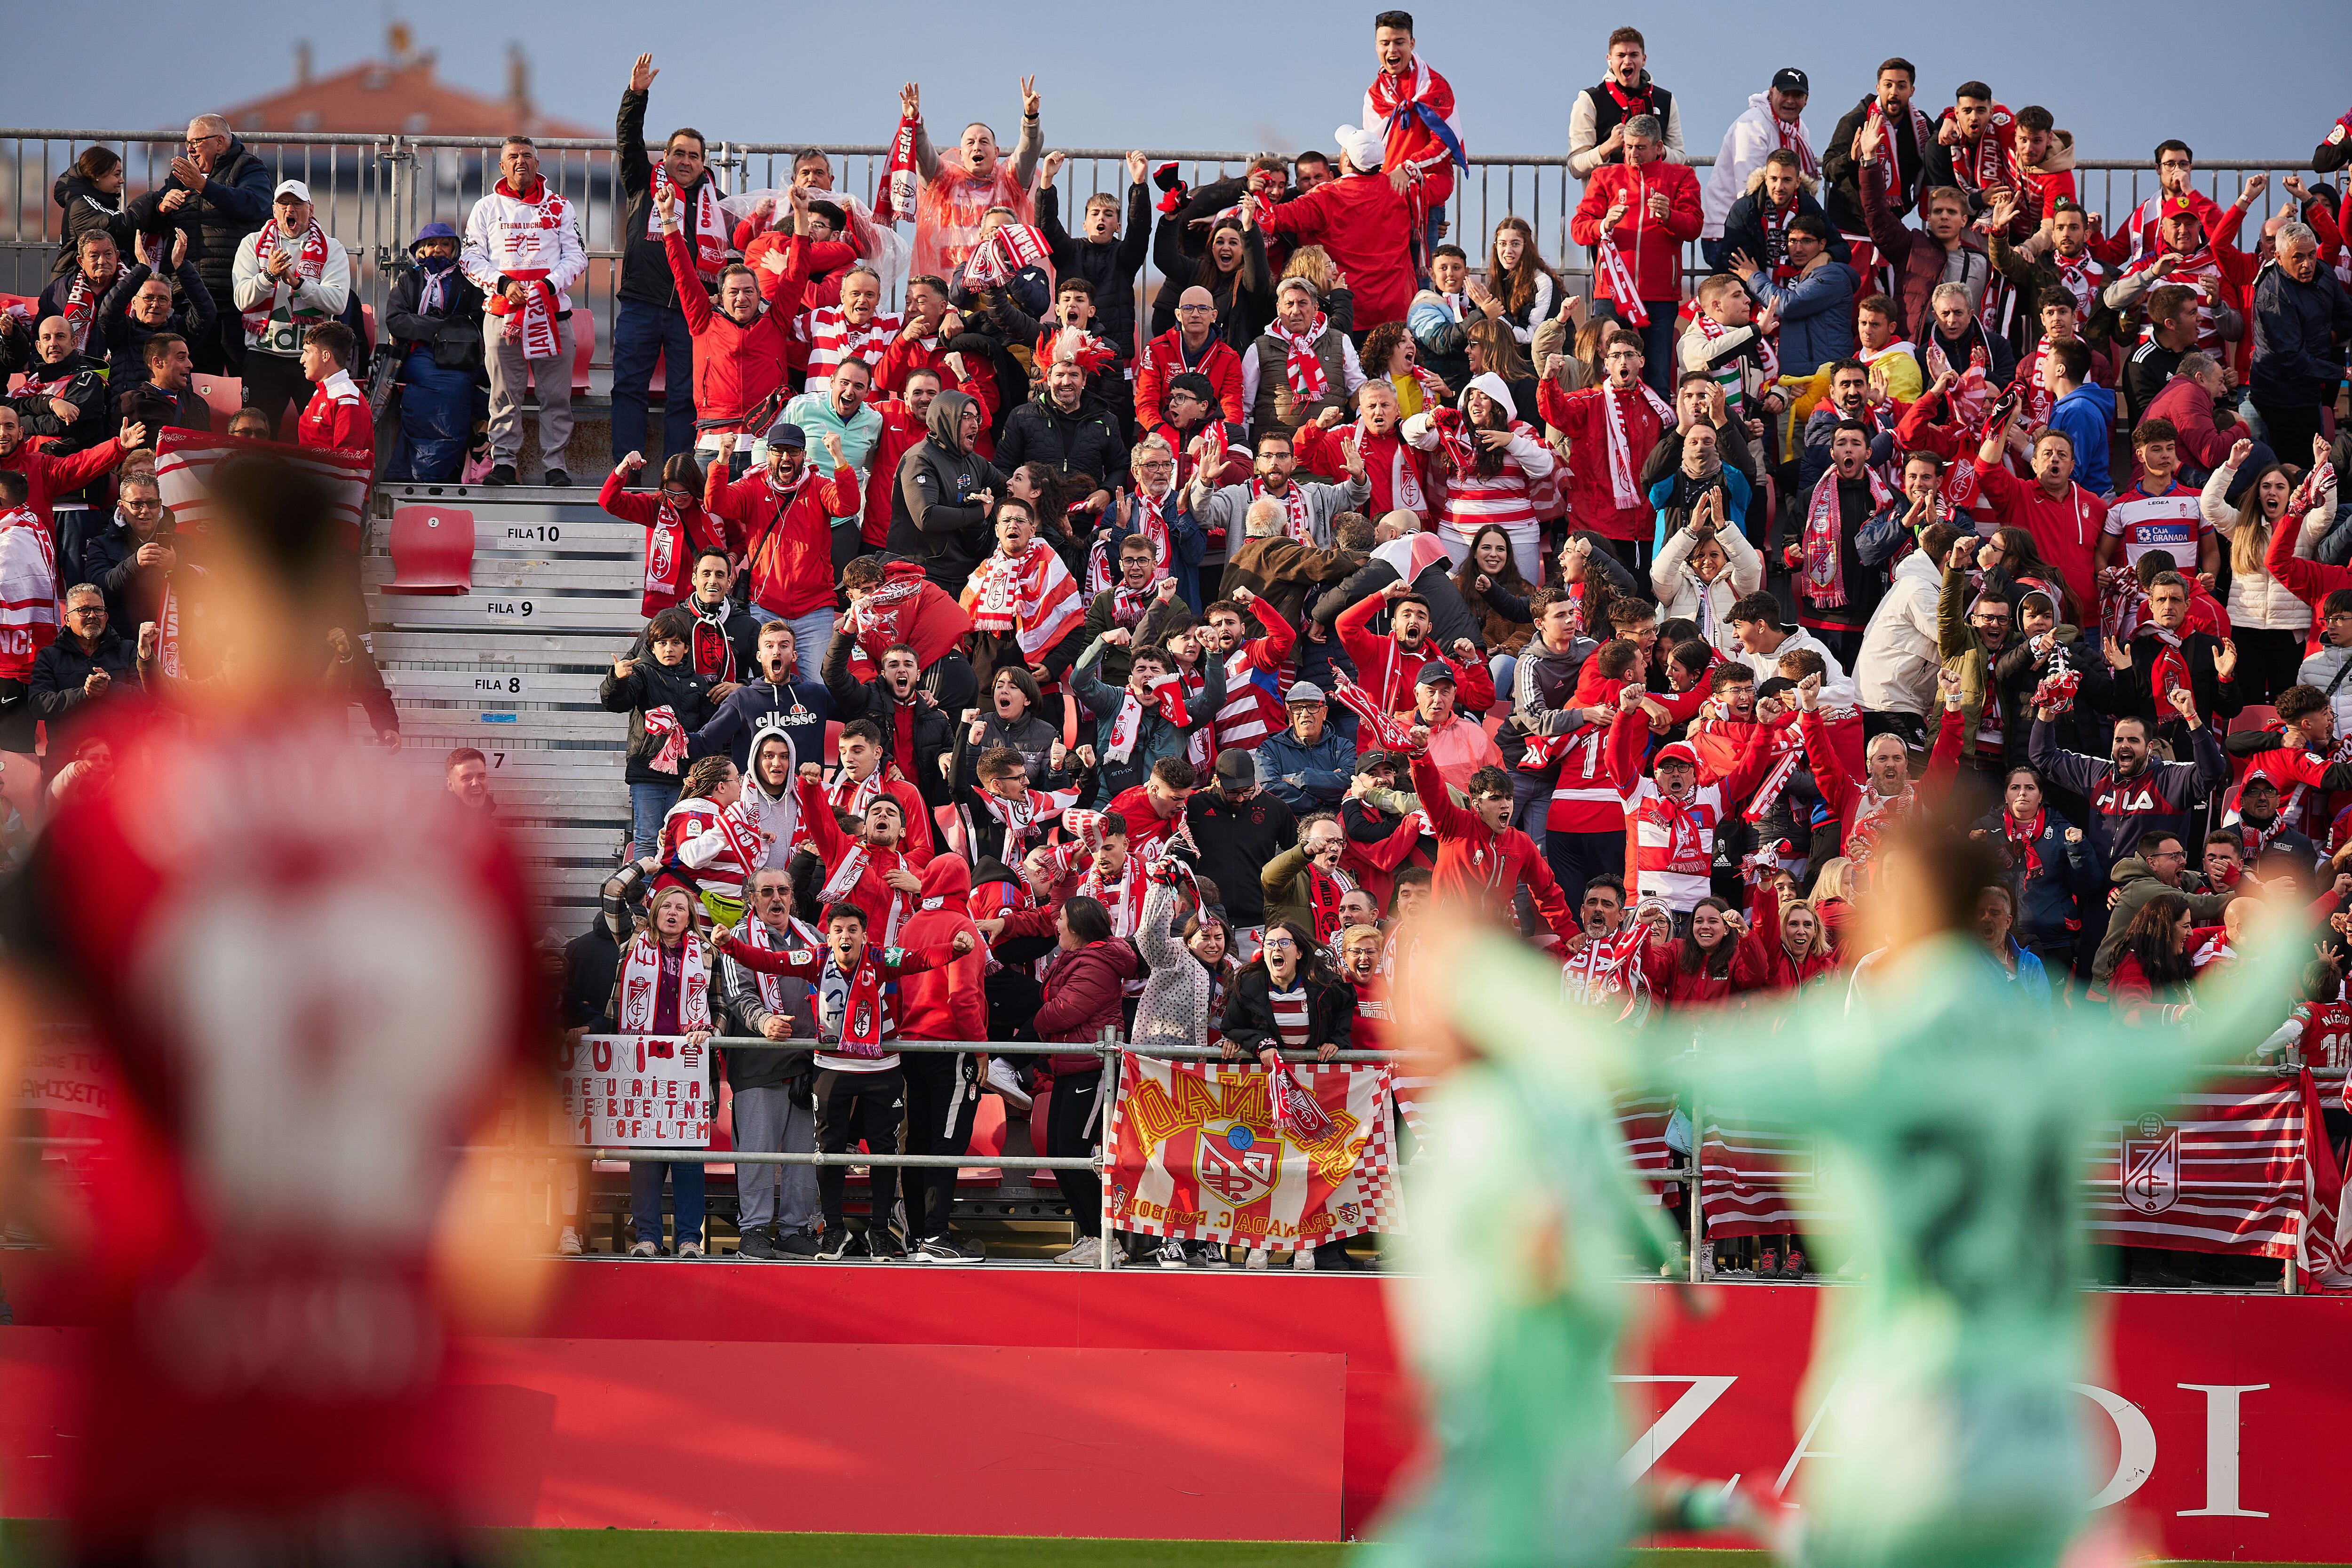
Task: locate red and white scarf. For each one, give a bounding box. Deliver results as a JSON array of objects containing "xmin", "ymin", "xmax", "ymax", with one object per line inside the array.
[
  {"xmin": 642, "ymin": 493, "xmax": 695, "ymax": 609},
  {"xmin": 1304, "ymin": 862, "xmax": 1358, "ymax": 947},
  {"xmin": 641, "ymin": 705, "xmax": 690, "ymax": 775},
  {"xmin": 961, "ymin": 223, "xmax": 1052, "ymax": 290},
  {"xmin": 0, "ymin": 507, "xmax": 58, "ymax": 682},
  {"xmin": 826, "ymin": 946, "xmax": 901, "ymax": 1058},
  {"xmin": 1329, "ymin": 667, "xmax": 1421, "ymax": 751},
  {"xmin": 1926, "ymin": 330, "xmax": 1994, "ymax": 428},
  {"xmin": 1861, "ymin": 99, "xmax": 1935, "ymax": 207},
  {"xmin": 1652, "ymin": 789, "xmax": 1710, "ymax": 875},
  {"xmin": 1846, "ymin": 781, "xmax": 1915, "ymax": 862},
  {"xmin": 1773, "ymin": 111, "xmax": 1819, "ymax": 180},
  {"xmin": 2003, "ymin": 809, "xmax": 2047, "ymax": 879},
  {"xmin": 1252, "ymin": 477, "xmax": 1315, "ymax": 545},
  {"xmin": 2135, "ymin": 621, "xmax": 2193, "ymax": 707},
  {"xmin": 617, "ymin": 930, "xmax": 713, "ymax": 1035},
  {"xmin": 58, "ymin": 271, "xmax": 101, "ymax": 353},
  {"xmin": 1562, "ymin": 924, "xmax": 1651, "ymax": 1020},
  {"xmin": 1078, "ymin": 846, "xmax": 1149, "ymax": 937},
  {"xmin": 818, "ymin": 838, "xmax": 911, "ymax": 948},
  {"xmin": 1104, "ymin": 675, "xmax": 1189, "ymax": 764},
  {"xmin": 2050, "ymin": 250, "xmax": 2097, "ymax": 318},
  {"xmin": 154, "ymin": 574, "xmax": 184, "ymax": 679},
  {"xmin": 1268, "ymin": 1058, "xmax": 1335, "ymax": 1137},
  {"xmin": 483, "ymin": 178, "xmax": 567, "ymax": 359},
  {"xmin": 1268, "ymin": 313, "xmax": 1332, "ymax": 400},
  {"xmin": 1947, "ymin": 110, "xmax": 2016, "ymax": 197},
  {"xmin": 1603, "ymin": 382, "xmax": 1676, "ymax": 509},
  {"xmin": 238, "ymin": 218, "xmax": 330, "ymax": 343},
  {"xmin": 732, "ymin": 914, "xmax": 822, "ymax": 1018},
  {"xmin": 848, "ymin": 567, "xmax": 927, "ymax": 653},
  {"xmin": 1086, "ymin": 488, "xmax": 1175, "ymax": 588},
  {"xmin": 962, "ymin": 541, "xmax": 1084, "ymax": 658},
  {"xmin": 1802, "ymin": 463, "xmax": 1893, "ymax": 609},
  {"xmin": 688, "ymin": 598, "xmax": 741, "ymax": 684},
  {"xmin": 1742, "ymin": 747, "xmax": 1804, "ymax": 824},
  {"xmin": 651, "ymin": 163, "xmax": 727, "ymax": 277},
  {"xmin": 875, "ymin": 111, "xmax": 922, "ymax": 225},
  {"xmin": 970, "ymin": 781, "xmax": 1077, "ymax": 860},
  {"xmin": 1594, "ymin": 237, "xmax": 1647, "ymax": 324}
]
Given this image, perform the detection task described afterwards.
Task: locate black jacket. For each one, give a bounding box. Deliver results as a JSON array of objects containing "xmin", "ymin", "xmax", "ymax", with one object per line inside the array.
[
  {"xmin": 1221, "ymin": 966, "xmax": 1355, "ymax": 1055},
  {"xmin": 95, "ymin": 261, "xmax": 217, "ymax": 389},
  {"xmin": 1189, "ymin": 787, "xmax": 1299, "ymax": 928},
  {"xmin": 994, "ymin": 390, "xmax": 1128, "ymax": 488},
  {"xmin": 1822, "ymin": 97, "xmax": 1928, "ymax": 236},
  {"xmin": 383, "ymin": 257, "xmax": 487, "ymax": 371},
  {"xmin": 2250, "ymin": 261, "xmax": 2352, "ymax": 408},
  {"xmin": 29, "ymin": 629, "xmax": 141, "ymax": 751},
  {"xmin": 1148, "ymin": 206, "xmax": 1275, "ymax": 346},
  {"xmin": 821, "ymin": 629, "xmax": 953, "ymax": 807},
  {"xmin": 125, "ymin": 137, "xmax": 274, "ymax": 307},
  {"xmin": 83, "ymin": 517, "xmax": 179, "ymax": 629},
  {"xmin": 1, "ymin": 348, "xmax": 109, "ymax": 454},
  {"xmin": 51, "ymin": 174, "xmax": 136, "ymax": 279},
  {"xmin": 560, "ymin": 918, "xmax": 622, "ymax": 1033},
  {"xmin": 1036, "ymin": 180, "xmax": 1150, "ymax": 359},
  {"xmin": 599, "ymin": 655, "xmax": 717, "ymax": 784},
  {"xmin": 885, "ymin": 390, "xmax": 1008, "ymax": 589},
  {"xmin": 616, "ymin": 88, "xmax": 720, "ymax": 310}
]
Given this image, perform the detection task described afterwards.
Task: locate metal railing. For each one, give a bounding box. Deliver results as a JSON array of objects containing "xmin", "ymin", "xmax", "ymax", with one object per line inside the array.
[{"xmin": 2, "ymin": 126, "xmax": 2318, "ymax": 394}]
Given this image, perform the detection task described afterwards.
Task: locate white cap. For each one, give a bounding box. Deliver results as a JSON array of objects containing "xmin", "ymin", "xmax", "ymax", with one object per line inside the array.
[
  {"xmin": 272, "ymin": 178, "xmax": 312, "ymax": 204},
  {"xmin": 1333, "ymin": 124, "xmax": 1384, "ymax": 174}
]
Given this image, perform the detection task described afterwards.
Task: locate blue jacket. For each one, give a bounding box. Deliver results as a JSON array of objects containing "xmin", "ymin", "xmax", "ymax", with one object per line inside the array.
[
  {"xmin": 2047, "ymin": 382, "xmax": 2116, "ymax": 497},
  {"xmin": 1978, "ymin": 938, "xmax": 2052, "ymax": 1011},
  {"xmin": 1741, "ymin": 261, "xmax": 1857, "ymax": 378},
  {"xmin": 1647, "ymin": 463, "xmax": 1753, "ymax": 553},
  {"xmin": 689, "ymin": 676, "xmax": 836, "ymax": 772},
  {"xmin": 2251, "ymin": 262, "xmax": 2352, "ymax": 407},
  {"xmin": 1250, "ymin": 726, "xmax": 1357, "ymax": 813},
  {"xmin": 1972, "ymin": 804, "xmax": 2098, "ymax": 946}
]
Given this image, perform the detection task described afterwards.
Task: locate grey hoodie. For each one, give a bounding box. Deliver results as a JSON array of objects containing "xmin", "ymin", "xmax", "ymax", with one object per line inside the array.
[{"xmin": 885, "ymin": 389, "xmax": 1009, "ymax": 589}]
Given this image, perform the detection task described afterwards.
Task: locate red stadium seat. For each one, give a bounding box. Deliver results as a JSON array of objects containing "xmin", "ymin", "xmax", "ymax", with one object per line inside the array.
[
  {"xmin": 381, "ymin": 504, "xmax": 476, "ymax": 595},
  {"xmin": 191, "ymin": 375, "xmax": 243, "ymax": 421},
  {"xmin": 960, "ymin": 1097, "xmax": 1006, "ymax": 1186},
  {"xmin": 359, "ymin": 302, "xmax": 380, "ymax": 363}
]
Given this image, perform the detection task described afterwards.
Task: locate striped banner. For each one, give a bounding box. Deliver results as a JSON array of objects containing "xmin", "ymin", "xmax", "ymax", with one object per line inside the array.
[
  {"xmin": 2083, "ymin": 1077, "xmax": 2309, "ymax": 1259},
  {"xmin": 1697, "ymin": 1112, "xmax": 1821, "ymax": 1237},
  {"xmin": 155, "ymin": 428, "xmax": 372, "ymax": 543}
]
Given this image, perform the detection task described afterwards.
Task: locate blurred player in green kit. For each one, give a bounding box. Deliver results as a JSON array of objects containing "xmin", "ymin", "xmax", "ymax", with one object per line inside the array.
[
  {"xmin": 1366, "ymin": 919, "xmax": 1773, "ymax": 1566},
  {"xmin": 1382, "ymin": 816, "xmax": 2303, "ymax": 1568}
]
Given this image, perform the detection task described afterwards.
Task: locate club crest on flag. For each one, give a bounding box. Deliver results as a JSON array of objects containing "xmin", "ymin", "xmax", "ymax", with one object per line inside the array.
[
  {"xmin": 1196, "ymin": 1121, "xmax": 1279, "ymax": 1206},
  {"xmin": 2123, "ymin": 1114, "xmax": 2180, "ymax": 1215}
]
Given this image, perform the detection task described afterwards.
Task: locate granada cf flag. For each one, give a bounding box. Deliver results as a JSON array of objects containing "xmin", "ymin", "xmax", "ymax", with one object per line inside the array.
[
  {"xmin": 156, "ymin": 427, "xmax": 373, "ymax": 545},
  {"xmin": 1108, "ymin": 1053, "xmax": 1402, "ymax": 1250},
  {"xmin": 2083, "ymin": 1075, "xmax": 2314, "ymax": 1258},
  {"xmin": 1698, "ymin": 1111, "xmax": 1824, "ymax": 1237}
]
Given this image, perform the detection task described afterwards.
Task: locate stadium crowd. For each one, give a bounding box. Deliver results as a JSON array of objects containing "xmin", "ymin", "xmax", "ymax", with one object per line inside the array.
[{"xmin": 7, "ymin": 15, "xmax": 2352, "ymax": 1275}]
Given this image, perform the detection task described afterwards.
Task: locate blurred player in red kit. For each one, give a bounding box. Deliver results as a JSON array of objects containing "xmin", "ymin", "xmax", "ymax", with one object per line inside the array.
[{"xmin": 0, "ymin": 455, "xmax": 555, "ymax": 1566}]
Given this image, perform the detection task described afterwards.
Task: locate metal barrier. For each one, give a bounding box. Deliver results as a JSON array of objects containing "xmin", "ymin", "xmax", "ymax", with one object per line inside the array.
[{"xmin": 0, "ymin": 126, "xmax": 2316, "ymax": 390}]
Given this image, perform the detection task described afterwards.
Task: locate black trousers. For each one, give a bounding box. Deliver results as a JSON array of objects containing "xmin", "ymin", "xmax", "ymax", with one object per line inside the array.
[
  {"xmin": 900, "ymin": 1051, "xmax": 980, "ymax": 1241},
  {"xmin": 241, "ymin": 349, "xmax": 316, "ymax": 438},
  {"xmin": 813, "ymin": 1065, "xmax": 905, "ymax": 1235},
  {"xmin": 1546, "ymin": 828, "xmax": 1626, "ymax": 906},
  {"xmin": 2253, "ymin": 399, "xmax": 2326, "ymax": 476},
  {"xmin": 1046, "ymin": 1067, "xmax": 1103, "ymax": 1238}
]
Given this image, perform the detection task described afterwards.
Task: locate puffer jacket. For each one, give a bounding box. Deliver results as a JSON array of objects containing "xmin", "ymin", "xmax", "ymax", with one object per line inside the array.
[
  {"xmin": 2202, "ymin": 460, "xmax": 2332, "ymax": 631},
  {"xmin": 1650, "ymin": 523, "xmax": 1764, "ymax": 654},
  {"xmin": 994, "ymin": 387, "xmax": 1128, "ymax": 487},
  {"xmin": 598, "ymin": 653, "xmax": 717, "ymax": 784},
  {"xmin": 51, "ymin": 173, "xmax": 136, "ymax": 278},
  {"xmin": 1034, "ymin": 938, "xmax": 1142, "ymax": 1074},
  {"xmin": 125, "ymin": 136, "xmax": 274, "ymax": 310},
  {"xmin": 896, "ymin": 856, "xmax": 988, "ymax": 1043},
  {"xmin": 886, "ymin": 389, "xmax": 1009, "ymax": 590}
]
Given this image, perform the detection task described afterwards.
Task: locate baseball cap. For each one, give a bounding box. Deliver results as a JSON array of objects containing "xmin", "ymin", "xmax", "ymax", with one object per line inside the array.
[
  {"xmin": 1285, "ymin": 681, "xmax": 1327, "ymax": 704},
  {"xmin": 1414, "ymin": 663, "xmax": 1457, "ymax": 688},
  {"xmin": 1654, "ymin": 741, "xmax": 1701, "ymax": 769},
  {"xmin": 1214, "ymin": 748, "xmax": 1256, "ymax": 785},
  {"xmin": 272, "ymin": 178, "xmax": 312, "ymax": 204},
  {"xmin": 1771, "ymin": 68, "xmax": 1809, "ymax": 96},
  {"xmin": 763, "ymin": 420, "xmax": 807, "ymax": 450}
]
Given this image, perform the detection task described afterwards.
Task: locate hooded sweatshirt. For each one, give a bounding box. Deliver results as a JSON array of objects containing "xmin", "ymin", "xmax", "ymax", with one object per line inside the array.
[
  {"xmin": 886, "ymin": 389, "xmax": 1009, "ymax": 589},
  {"xmin": 895, "ymin": 856, "xmax": 989, "ymax": 1043}
]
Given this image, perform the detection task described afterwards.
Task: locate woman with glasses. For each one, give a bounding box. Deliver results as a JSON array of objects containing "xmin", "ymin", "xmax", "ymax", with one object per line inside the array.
[{"xmin": 599, "ymin": 450, "xmax": 734, "ymax": 620}]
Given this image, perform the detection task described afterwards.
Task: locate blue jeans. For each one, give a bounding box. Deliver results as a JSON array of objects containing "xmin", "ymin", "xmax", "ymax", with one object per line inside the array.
[
  {"xmin": 630, "ymin": 778, "xmax": 680, "ymax": 860},
  {"xmin": 629, "ymin": 1157, "xmax": 705, "ymax": 1249},
  {"xmin": 612, "ymin": 297, "xmax": 695, "ymax": 462},
  {"xmin": 1488, "ymin": 653, "xmax": 1518, "ymax": 707},
  {"xmin": 394, "ymin": 349, "xmax": 476, "ymax": 481},
  {"xmin": 1600, "ymin": 298, "xmax": 1678, "ymax": 398}
]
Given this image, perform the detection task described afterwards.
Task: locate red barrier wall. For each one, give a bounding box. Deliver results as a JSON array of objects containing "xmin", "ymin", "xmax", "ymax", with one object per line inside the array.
[{"xmin": 6, "ymin": 1261, "xmax": 2349, "ymax": 1557}]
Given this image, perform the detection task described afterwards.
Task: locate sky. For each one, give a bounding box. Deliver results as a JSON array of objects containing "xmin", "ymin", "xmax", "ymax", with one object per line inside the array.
[{"xmin": 8, "ymin": 0, "xmax": 2340, "ymax": 168}]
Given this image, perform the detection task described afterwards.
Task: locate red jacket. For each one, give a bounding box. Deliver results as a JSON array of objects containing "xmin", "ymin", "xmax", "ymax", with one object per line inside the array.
[
  {"xmin": 2139, "ymin": 374, "xmax": 2237, "ymax": 472},
  {"xmin": 1034, "ymin": 939, "xmax": 1141, "ymax": 1075},
  {"xmin": 598, "ymin": 467, "xmax": 731, "ymax": 618},
  {"xmin": 667, "ymin": 228, "xmax": 804, "ymax": 430},
  {"xmin": 1259, "ymin": 173, "xmax": 1418, "ymax": 328},
  {"xmin": 705, "ymin": 460, "xmax": 856, "ymax": 618},
  {"xmin": 1132, "ymin": 329, "xmax": 1245, "ymax": 449},
  {"xmin": 1537, "ymin": 380, "xmax": 1666, "ymax": 543},
  {"xmin": 1799, "ymin": 705, "xmax": 1965, "ymax": 859},
  {"xmin": 1737, "ymin": 881, "xmax": 1842, "ymax": 994},
  {"xmin": 1409, "ymin": 750, "xmax": 1574, "ymax": 943},
  {"xmin": 296, "ymin": 372, "xmax": 373, "ymax": 463},
  {"xmin": 2, "ymin": 437, "xmax": 123, "ymax": 532},
  {"xmin": 1641, "ymin": 931, "xmax": 1768, "ymax": 1009},
  {"xmin": 1972, "ymin": 457, "xmax": 2106, "ymax": 623},
  {"xmin": 1569, "ymin": 160, "xmax": 1704, "ymax": 305},
  {"xmin": 895, "ymin": 856, "xmax": 988, "ymax": 1043},
  {"xmin": 739, "ymin": 226, "xmax": 856, "ymax": 308},
  {"xmin": 794, "ymin": 772, "xmax": 924, "ymax": 939},
  {"xmin": 1335, "ymin": 591, "xmax": 1496, "ymax": 727}
]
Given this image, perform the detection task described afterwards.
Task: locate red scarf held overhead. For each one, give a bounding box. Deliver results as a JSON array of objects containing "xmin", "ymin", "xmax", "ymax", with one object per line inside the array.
[
  {"xmin": 1305, "ymin": 862, "xmax": 1358, "ymax": 948},
  {"xmin": 2003, "ymin": 809, "xmax": 2046, "ymax": 879},
  {"xmin": 59, "ymin": 271, "xmax": 100, "ymax": 353},
  {"xmin": 1104, "ymin": 676, "xmax": 1188, "ymax": 764},
  {"xmin": 1802, "ymin": 462, "xmax": 1893, "ymax": 609},
  {"xmin": 875, "ymin": 111, "xmax": 922, "ymax": 224}
]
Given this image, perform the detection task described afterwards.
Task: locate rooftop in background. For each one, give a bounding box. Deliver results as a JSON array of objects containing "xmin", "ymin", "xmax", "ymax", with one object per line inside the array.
[{"xmin": 207, "ymin": 22, "xmax": 596, "ymax": 141}]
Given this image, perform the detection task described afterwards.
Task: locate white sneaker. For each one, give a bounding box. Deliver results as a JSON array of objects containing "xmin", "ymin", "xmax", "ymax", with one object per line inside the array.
[
  {"xmin": 1292, "ymin": 1248, "xmax": 1317, "ymax": 1272},
  {"xmin": 1245, "ymin": 1248, "xmax": 1270, "ymax": 1270},
  {"xmin": 628, "ymin": 1240, "xmax": 657, "ymax": 1258},
  {"xmin": 1057, "ymin": 1235, "xmax": 1103, "ymax": 1267},
  {"xmin": 557, "ymin": 1226, "xmax": 584, "ymax": 1257},
  {"xmin": 985, "ymin": 1057, "xmax": 1033, "ymax": 1109},
  {"xmin": 677, "ymin": 1241, "xmax": 705, "ymax": 1259},
  {"xmin": 1155, "ymin": 1237, "xmax": 1189, "ymax": 1269},
  {"xmin": 1198, "ymin": 1242, "xmax": 1232, "ymax": 1270}
]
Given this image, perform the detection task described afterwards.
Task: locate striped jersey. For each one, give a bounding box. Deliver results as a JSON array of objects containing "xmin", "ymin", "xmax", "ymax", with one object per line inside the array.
[
  {"xmin": 2101, "ymin": 481, "xmax": 2205, "ymax": 569},
  {"xmin": 796, "ymin": 306, "xmax": 903, "ymax": 391}
]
